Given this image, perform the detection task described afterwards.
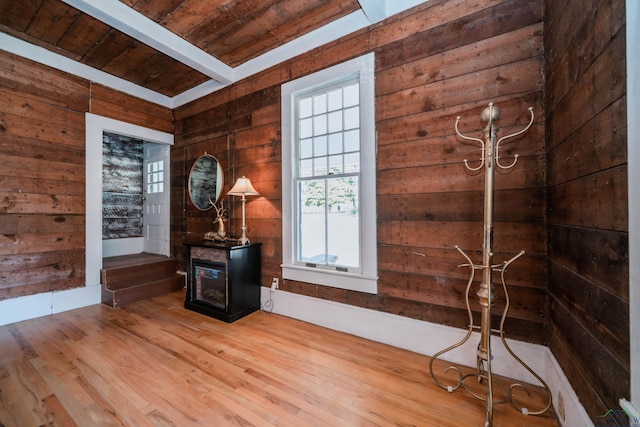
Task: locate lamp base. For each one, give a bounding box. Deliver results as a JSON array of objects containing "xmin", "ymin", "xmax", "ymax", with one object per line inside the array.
[{"xmin": 238, "ymin": 225, "xmax": 250, "ymax": 245}]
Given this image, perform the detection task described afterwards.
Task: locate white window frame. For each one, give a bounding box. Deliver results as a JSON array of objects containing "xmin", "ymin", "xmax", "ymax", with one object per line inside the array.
[
  {"xmin": 281, "ymin": 53, "xmax": 378, "ymax": 294},
  {"xmin": 627, "ymin": 0, "xmax": 640, "ymax": 413}
]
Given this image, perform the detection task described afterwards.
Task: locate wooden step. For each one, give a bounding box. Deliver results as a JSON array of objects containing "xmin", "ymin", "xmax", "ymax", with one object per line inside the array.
[
  {"xmin": 100, "ymin": 253, "xmax": 185, "ymax": 308},
  {"xmin": 101, "ymin": 275, "xmax": 185, "ymax": 308},
  {"xmin": 101, "ymin": 253, "xmax": 179, "ymax": 290}
]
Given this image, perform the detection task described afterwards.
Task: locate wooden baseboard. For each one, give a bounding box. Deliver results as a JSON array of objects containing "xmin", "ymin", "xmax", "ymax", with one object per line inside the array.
[{"xmin": 261, "ymin": 287, "xmax": 593, "ymax": 427}]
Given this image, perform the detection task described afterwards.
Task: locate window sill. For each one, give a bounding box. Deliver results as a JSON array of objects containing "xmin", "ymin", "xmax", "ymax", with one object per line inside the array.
[{"xmin": 282, "ymin": 264, "xmax": 377, "ymax": 294}]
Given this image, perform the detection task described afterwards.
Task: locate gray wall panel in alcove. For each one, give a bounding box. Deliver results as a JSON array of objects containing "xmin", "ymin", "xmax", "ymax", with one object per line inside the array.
[{"xmin": 102, "ymin": 131, "xmax": 143, "ymax": 239}]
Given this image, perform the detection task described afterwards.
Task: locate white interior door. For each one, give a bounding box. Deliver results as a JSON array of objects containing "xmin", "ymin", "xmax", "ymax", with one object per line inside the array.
[{"xmin": 143, "ymin": 143, "xmax": 170, "ymax": 256}]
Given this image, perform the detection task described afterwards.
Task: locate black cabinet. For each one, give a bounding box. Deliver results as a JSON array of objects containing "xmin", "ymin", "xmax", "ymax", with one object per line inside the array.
[{"xmin": 184, "ymin": 241, "xmax": 261, "ymax": 323}]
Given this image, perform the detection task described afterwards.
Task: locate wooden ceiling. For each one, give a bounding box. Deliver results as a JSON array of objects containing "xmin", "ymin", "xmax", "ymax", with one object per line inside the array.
[{"xmin": 0, "ymin": 0, "xmax": 425, "ymax": 106}]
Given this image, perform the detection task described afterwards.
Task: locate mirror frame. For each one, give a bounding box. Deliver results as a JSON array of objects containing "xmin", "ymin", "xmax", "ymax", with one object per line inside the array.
[{"xmin": 188, "ymin": 153, "xmax": 224, "ymax": 211}]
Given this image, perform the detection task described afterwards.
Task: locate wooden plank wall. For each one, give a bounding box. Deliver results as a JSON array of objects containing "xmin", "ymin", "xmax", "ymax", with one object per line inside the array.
[
  {"xmin": 0, "ymin": 51, "xmax": 172, "ymax": 301},
  {"xmin": 544, "ymin": 0, "xmax": 629, "ymax": 420},
  {"xmin": 173, "ymin": 0, "xmax": 546, "ymax": 343}
]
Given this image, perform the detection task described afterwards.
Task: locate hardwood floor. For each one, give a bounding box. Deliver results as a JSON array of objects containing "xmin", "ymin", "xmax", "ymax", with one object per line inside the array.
[{"xmin": 0, "ymin": 290, "xmax": 558, "ymax": 426}]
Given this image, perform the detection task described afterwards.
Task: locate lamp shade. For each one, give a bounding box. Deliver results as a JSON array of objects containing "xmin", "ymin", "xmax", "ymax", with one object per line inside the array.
[{"xmin": 228, "ymin": 176, "xmax": 259, "ymax": 196}]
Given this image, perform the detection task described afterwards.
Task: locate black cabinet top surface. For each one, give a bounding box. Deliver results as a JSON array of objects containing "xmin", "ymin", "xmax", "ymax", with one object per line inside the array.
[{"xmin": 183, "ymin": 240, "xmax": 261, "ymax": 250}]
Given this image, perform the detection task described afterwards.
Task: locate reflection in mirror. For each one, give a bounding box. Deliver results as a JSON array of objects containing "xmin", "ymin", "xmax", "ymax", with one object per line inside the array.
[{"xmin": 188, "ymin": 153, "xmax": 224, "ymax": 211}]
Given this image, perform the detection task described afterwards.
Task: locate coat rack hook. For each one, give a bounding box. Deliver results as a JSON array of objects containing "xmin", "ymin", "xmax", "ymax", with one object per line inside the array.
[
  {"xmin": 495, "ymin": 107, "xmax": 535, "ymax": 169},
  {"xmin": 455, "ymin": 115, "xmax": 485, "ymax": 171}
]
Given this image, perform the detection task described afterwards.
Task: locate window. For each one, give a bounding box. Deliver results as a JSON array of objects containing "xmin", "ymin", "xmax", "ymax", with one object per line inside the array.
[
  {"xmin": 282, "ymin": 53, "xmax": 377, "ymax": 294},
  {"xmin": 147, "ymin": 160, "xmax": 164, "ymax": 194}
]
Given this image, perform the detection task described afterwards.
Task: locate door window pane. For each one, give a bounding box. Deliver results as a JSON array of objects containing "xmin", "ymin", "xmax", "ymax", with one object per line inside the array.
[{"xmin": 147, "ymin": 160, "xmax": 164, "ymax": 194}]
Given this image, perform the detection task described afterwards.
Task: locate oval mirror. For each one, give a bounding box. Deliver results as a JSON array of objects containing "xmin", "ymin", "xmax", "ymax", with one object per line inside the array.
[{"xmin": 188, "ymin": 153, "xmax": 224, "ymax": 211}]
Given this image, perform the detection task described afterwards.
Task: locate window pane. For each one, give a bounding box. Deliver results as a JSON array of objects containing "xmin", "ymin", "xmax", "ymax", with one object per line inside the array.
[
  {"xmin": 300, "ymin": 138, "xmax": 313, "ymax": 158},
  {"xmin": 329, "ymin": 154, "xmax": 343, "ymax": 174},
  {"xmin": 327, "ymin": 176, "xmax": 359, "ymax": 268},
  {"xmin": 345, "ymin": 153, "xmax": 360, "ymax": 173},
  {"xmin": 328, "ymin": 110, "xmax": 342, "ymax": 133},
  {"xmin": 344, "ymin": 129, "xmax": 359, "ymax": 152},
  {"xmin": 314, "ymin": 156, "xmax": 327, "ymax": 175},
  {"xmin": 300, "ymin": 98, "xmax": 312, "ymax": 118},
  {"xmin": 300, "ymin": 159, "xmax": 313, "ymax": 177},
  {"xmin": 300, "ymin": 118, "xmax": 313, "ymax": 138},
  {"xmin": 344, "ymin": 106, "xmax": 360, "ymax": 130},
  {"xmin": 328, "ymin": 133, "xmax": 342, "ymax": 155},
  {"xmin": 313, "ymin": 135, "xmax": 327, "ymax": 157},
  {"xmin": 313, "ymin": 114, "xmax": 327, "ymax": 135},
  {"xmin": 298, "ymin": 180, "xmax": 326, "ymax": 263},
  {"xmin": 343, "ymin": 83, "xmax": 359, "ymax": 107},
  {"xmin": 328, "ymin": 88, "xmax": 342, "ymax": 111},
  {"xmin": 313, "ymin": 93, "xmax": 327, "ymax": 114}
]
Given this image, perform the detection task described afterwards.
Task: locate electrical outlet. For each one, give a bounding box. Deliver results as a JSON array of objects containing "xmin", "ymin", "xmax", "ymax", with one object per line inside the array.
[{"xmin": 271, "ymin": 277, "xmax": 279, "ymax": 290}]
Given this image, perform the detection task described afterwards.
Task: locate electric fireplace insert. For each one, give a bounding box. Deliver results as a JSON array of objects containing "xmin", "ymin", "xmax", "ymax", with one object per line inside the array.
[{"xmin": 192, "ymin": 260, "xmax": 227, "ymax": 310}]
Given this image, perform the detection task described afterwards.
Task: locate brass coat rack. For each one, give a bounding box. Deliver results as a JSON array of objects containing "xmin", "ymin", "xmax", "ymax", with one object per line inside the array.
[{"xmin": 429, "ymin": 103, "xmax": 551, "ymax": 426}]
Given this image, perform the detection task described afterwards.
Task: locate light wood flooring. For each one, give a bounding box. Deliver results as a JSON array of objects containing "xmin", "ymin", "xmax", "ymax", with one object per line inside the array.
[{"xmin": 0, "ymin": 290, "xmax": 559, "ymax": 426}]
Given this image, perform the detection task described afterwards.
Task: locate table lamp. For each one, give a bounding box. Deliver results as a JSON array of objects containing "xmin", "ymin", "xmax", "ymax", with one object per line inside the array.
[{"xmin": 227, "ymin": 176, "xmax": 259, "ymax": 245}]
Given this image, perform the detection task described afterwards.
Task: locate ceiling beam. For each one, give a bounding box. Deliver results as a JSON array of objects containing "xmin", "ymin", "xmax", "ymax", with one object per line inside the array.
[
  {"xmin": 61, "ymin": 0, "xmax": 234, "ymax": 85},
  {"xmin": 234, "ymin": 11, "xmax": 371, "ymax": 83},
  {"xmin": 0, "ymin": 32, "xmax": 173, "ymax": 107}
]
